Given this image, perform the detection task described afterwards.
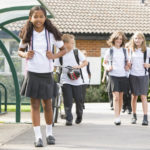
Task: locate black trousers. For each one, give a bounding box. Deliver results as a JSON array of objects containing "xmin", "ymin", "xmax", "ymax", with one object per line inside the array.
[
  {"xmin": 62, "ymin": 84, "xmax": 83, "ymax": 121},
  {"xmin": 82, "ymin": 84, "xmax": 88, "ymax": 105},
  {"xmin": 123, "ymin": 93, "xmax": 132, "ymax": 111}
]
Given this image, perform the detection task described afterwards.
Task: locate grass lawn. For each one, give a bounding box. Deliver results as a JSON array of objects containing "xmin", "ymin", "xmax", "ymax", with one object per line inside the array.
[{"xmin": 1, "ymin": 105, "xmax": 31, "ymax": 112}]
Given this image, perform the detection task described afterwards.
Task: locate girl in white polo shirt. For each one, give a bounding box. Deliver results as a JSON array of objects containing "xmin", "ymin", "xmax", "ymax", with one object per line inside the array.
[
  {"xmin": 103, "ymin": 31, "xmax": 129, "ymax": 125},
  {"xmin": 129, "ymin": 32, "xmax": 150, "ymax": 126},
  {"xmin": 18, "ymin": 6, "xmax": 66, "ymax": 147}
]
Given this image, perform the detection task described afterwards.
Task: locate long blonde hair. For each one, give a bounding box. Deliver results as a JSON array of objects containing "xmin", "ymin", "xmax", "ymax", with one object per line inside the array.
[
  {"xmin": 130, "ymin": 32, "xmax": 146, "ymax": 52},
  {"xmin": 107, "ymin": 31, "xmax": 127, "ymax": 47}
]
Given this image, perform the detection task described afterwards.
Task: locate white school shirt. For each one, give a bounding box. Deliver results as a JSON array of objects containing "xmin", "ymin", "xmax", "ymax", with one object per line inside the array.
[
  {"xmin": 54, "ymin": 49, "xmax": 86, "ymax": 86},
  {"xmin": 81, "ymin": 64, "xmax": 90, "ymax": 85},
  {"xmin": 104, "ymin": 47, "xmax": 128, "ymax": 77},
  {"xmin": 129, "ymin": 48, "xmax": 150, "ymax": 76},
  {"xmin": 19, "ymin": 28, "xmax": 64, "ymax": 73}
]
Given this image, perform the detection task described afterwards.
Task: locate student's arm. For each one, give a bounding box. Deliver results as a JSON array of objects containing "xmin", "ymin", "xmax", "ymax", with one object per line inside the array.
[
  {"xmin": 102, "ymin": 69, "xmax": 107, "ymax": 83},
  {"xmin": 46, "ymin": 34, "xmax": 67, "ymax": 59},
  {"xmin": 46, "ymin": 46, "xmax": 67, "ymax": 59},
  {"xmin": 103, "ymin": 49, "xmax": 113, "ymax": 71},
  {"xmin": 74, "ymin": 60, "xmax": 88, "ymax": 69},
  {"xmin": 18, "ymin": 40, "xmax": 34, "ymax": 59}
]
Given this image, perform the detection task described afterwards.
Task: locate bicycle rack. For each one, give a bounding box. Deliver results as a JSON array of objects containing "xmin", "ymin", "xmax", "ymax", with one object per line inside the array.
[{"xmin": 0, "ymin": 83, "xmax": 7, "ymax": 114}]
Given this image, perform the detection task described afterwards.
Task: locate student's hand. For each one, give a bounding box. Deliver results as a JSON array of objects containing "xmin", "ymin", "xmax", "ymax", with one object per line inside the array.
[
  {"xmin": 73, "ymin": 66, "xmax": 81, "ymax": 69},
  {"xmin": 125, "ymin": 65, "xmax": 130, "ymax": 71},
  {"xmin": 107, "ymin": 66, "xmax": 113, "ymax": 72},
  {"xmin": 26, "ymin": 50, "xmax": 34, "ymax": 59},
  {"xmin": 127, "ymin": 62, "xmax": 132, "ymax": 69},
  {"xmin": 46, "ymin": 51, "xmax": 55, "ymax": 59},
  {"xmin": 143, "ymin": 63, "xmax": 150, "ymax": 69}
]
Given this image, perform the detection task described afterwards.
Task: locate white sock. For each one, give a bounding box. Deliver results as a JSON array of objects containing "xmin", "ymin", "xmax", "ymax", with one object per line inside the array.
[
  {"xmin": 33, "ymin": 126, "xmax": 42, "ymax": 142},
  {"xmin": 115, "ymin": 117, "xmax": 121, "ymax": 123},
  {"xmin": 46, "ymin": 124, "xmax": 53, "ymax": 137}
]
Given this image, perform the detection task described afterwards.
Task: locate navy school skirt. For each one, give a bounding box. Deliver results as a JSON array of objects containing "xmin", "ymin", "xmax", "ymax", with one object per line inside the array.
[
  {"xmin": 108, "ymin": 76, "xmax": 128, "ymax": 93},
  {"xmin": 129, "ymin": 75, "xmax": 149, "ymax": 96},
  {"xmin": 20, "ymin": 71, "xmax": 54, "ymax": 100}
]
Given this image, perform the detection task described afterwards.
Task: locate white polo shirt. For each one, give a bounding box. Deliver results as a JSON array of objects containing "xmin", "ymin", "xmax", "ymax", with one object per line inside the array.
[
  {"xmin": 54, "ymin": 49, "xmax": 86, "ymax": 86},
  {"xmin": 130, "ymin": 48, "xmax": 150, "ymax": 76},
  {"xmin": 19, "ymin": 28, "xmax": 64, "ymax": 73},
  {"xmin": 104, "ymin": 47, "xmax": 128, "ymax": 77}
]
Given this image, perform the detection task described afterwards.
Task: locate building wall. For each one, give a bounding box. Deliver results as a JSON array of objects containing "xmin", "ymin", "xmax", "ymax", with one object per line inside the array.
[{"xmin": 76, "ymin": 40, "xmax": 108, "ymax": 57}]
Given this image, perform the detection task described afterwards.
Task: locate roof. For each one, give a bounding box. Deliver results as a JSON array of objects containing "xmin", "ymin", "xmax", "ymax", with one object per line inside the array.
[
  {"xmin": 0, "ymin": 0, "xmax": 53, "ymax": 28},
  {"xmin": 4, "ymin": 0, "xmax": 150, "ymax": 35}
]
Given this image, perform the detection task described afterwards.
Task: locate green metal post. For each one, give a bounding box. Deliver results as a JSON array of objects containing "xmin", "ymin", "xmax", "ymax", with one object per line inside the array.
[
  {"xmin": 0, "ymin": 91, "xmax": 1, "ymax": 113},
  {"xmin": 0, "ymin": 40, "xmax": 21, "ymax": 122}
]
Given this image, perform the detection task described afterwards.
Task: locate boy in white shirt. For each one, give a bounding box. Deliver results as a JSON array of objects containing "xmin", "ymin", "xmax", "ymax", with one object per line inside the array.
[{"xmin": 55, "ymin": 34, "xmax": 88, "ymax": 126}]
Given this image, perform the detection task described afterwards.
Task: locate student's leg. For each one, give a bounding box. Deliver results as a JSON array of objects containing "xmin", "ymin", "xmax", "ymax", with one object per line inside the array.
[
  {"xmin": 30, "ymin": 98, "xmax": 42, "ymax": 143},
  {"xmin": 62, "ymin": 84, "xmax": 73, "ymax": 123},
  {"xmin": 131, "ymin": 94, "xmax": 138, "ymax": 124},
  {"xmin": 113, "ymin": 92, "xmax": 120, "ymax": 118},
  {"xmin": 119, "ymin": 92, "xmax": 123, "ymax": 114},
  {"xmin": 31, "ymin": 98, "xmax": 41, "ymax": 126},
  {"xmin": 131, "ymin": 94, "xmax": 138, "ymax": 114},
  {"xmin": 73, "ymin": 85, "xmax": 83, "ymax": 123},
  {"xmin": 42, "ymin": 99, "xmax": 55, "ymax": 144},
  {"xmin": 141, "ymin": 95, "xmax": 148, "ymax": 115},
  {"xmin": 141, "ymin": 95, "xmax": 148, "ymax": 125},
  {"xmin": 42, "ymin": 99, "xmax": 53, "ymax": 125}
]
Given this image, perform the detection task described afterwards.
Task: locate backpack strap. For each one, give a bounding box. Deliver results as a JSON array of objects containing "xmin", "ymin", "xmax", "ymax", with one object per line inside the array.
[
  {"xmin": 144, "ymin": 50, "xmax": 147, "ymax": 75},
  {"xmin": 110, "ymin": 48, "xmax": 127, "ymax": 66},
  {"xmin": 110, "ymin": 48, "xmax": 113, "ymax": 66},
  {"xmin": 73, "ymin": 49, "xmax": 84, "ymax": 83},
  {"xmin": 123, "ymin": 48, "xmax": 127, "ymax": 65},
  {"xmin": 87, "ymin": 62, "xmax": 91, "ymax": 77}
]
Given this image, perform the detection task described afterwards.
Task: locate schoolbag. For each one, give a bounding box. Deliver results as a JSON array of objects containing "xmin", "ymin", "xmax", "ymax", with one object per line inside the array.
[
  {"xmin": 110, "ymin": 48, "xmax": 127, "ymax": 66},
  {"xmin": 59, "ymin": 49, "xmax": 84, "ymax": 83}
]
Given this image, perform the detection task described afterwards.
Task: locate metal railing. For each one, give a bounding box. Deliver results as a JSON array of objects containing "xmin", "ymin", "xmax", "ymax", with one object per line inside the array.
[{"xmin": 0, "ymin": 82, "xmax": 7, "ymax": 114}]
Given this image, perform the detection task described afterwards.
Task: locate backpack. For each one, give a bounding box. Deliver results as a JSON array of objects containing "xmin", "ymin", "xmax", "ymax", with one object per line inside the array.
[
  {"xmin": 59, "ymin": 49, "xmax": 84, "ymax": 83},
  {"xmin": 110, "ymin": 48, "xmax": 127, "ymax": 66}
]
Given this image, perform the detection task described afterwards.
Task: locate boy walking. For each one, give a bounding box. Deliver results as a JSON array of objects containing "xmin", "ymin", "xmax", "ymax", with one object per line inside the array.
[{"xmin": 55, "ymin": 34, "xmax": 88, "ymax": 126}]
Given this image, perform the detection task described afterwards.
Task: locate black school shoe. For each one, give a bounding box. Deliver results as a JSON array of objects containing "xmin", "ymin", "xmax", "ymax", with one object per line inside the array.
[
  {"xmin": 75, "ymin": 117, "xmax": 82, "ymax": 124},
  {"xmin": 34, "ymin": 138, "xmax": 43, "ymax": 147},
  {"xmin": 66, "ymin": 120, "xmax": 73, "ymax": 126},
  {"xmin": 46, "ymin": 136, "xmax": 55, "ymax": 145},
  {"xmin": 114, "ymin": 121, "xmax": 121, "ymax": 126},
  {"xmin": 142, "ymin": 115, "xmax": 149, "ymax": 126}
]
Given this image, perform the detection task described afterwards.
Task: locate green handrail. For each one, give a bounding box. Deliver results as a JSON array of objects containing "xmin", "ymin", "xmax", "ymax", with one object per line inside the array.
[
  {"xmin": 0, "ymin": 40, "xmax": 21, "ymax": 122},
  {"xmin": 0, "ymin": 83, "xmax": 7, "ymax": 113}
]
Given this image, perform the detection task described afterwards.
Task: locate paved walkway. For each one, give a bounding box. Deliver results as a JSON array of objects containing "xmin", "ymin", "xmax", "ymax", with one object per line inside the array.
[{"xmin": 0, "ymin": 103, "xmax": 150, "ymax": 150}]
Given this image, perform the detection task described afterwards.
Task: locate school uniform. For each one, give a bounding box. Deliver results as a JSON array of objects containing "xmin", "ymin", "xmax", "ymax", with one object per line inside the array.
[
  {"xmin": 19, "ymin": 28, "xmax": 64, "ymax": 100},
  {"xmin": 54, "ymin": 49, "xmax": 86, "ymax": 122},
  {"xmin": 104, "ymin": 47, "xmax": 128, "ymax": 93},
  {"xmin": 129, "ymin": 48, "xmax": 150, "ymax": 96}
]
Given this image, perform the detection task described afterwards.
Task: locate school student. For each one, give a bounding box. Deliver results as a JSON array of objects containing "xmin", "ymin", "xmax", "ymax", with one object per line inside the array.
[
  {"xmin": 128, "ymin": 32, "xmax": 150, "ymax": 126},
  {"xmin": 102, "ymin": 67, "xmax": 114, "ymax": 110},
  {"xmin": 54, "ymin": 34, "xmax": 88, "ymax": 126},
  {"xmin": 103, "ymin": 31, "xmax": 129, "ymax": 125},
  {"xmin": 18, "ymin": 6, "xmax": 66, "ymax": 147},
  {"xmin": 81, "ymin": 50, "xmax": 91, "ymax": 109}
]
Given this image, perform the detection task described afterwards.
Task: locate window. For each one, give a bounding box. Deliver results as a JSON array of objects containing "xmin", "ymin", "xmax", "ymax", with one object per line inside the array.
[{"xmin": 0, "ymin": 39, "xmax": 23, "ymax": 75}]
